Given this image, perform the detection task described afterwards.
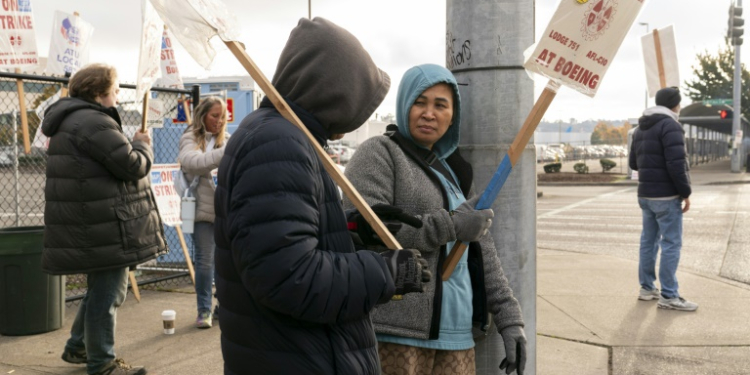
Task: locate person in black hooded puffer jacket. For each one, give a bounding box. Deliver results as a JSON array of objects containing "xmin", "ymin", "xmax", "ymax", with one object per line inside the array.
[{"xmin": 213, "ymin": 18, "xmax": 431, "ymax": 375}]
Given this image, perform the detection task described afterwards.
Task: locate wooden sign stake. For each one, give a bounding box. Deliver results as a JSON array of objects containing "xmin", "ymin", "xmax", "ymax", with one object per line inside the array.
[
  {"xmin": 442, "ymin": 80, "xmax": 559, "ymax": 280},
  {"xmin": 653, "ymin": 29, "xmax": 667, "ymax": 89},
  {"xmin": 128, "ymin": 271, "xmax": 141, "ymax": 302},
  {"xmin": 223, "ymin": 40, "xmax": 401, "ymax": 250},
  {"xmin": 175, "ymin": 225, "xmax": 196, "ymax": 285},
  {"xmin": 14, "ymin": 69, "xmax": 30, "ymax": 154}
]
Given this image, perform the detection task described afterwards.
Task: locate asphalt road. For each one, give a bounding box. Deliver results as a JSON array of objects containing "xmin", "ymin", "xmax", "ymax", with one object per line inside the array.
[{"xmin": 537, "ymin": 183, "xmax": 750, "ymax": 286}]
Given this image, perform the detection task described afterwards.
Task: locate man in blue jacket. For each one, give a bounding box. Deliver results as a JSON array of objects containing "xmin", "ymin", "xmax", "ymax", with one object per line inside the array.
[
  {"xmin": 213, "ymin": 18, "xmax": 430, "ymax": 374},
  {"xmin": 629, "ymin": 86, "xmax": 696, "ymax": 311}
]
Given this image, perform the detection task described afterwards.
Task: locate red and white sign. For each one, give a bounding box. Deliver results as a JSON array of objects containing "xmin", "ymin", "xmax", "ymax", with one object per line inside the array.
[
  {"xmin": 226, "ymin": 97, "xmax": 234, "ymax": 122},
  {"xmin": 0, "ymin": 0, "xmax": 39, "ymax": 69},
  {"xmin": 136, "ymin": 0, "xmax": 164, "ymax": 100},
  {"xmin": 524, "ymin": 0, "xmax": 647, "ymax": 97},
  {"xmin": 157, "ymin": 27, "xmax": 183, "ymax": 89},
  {"xmin": 45, "ymin": 11, "xmax": 94, "ymax": 76},
  {"xmin": 150, "ymin": 163, "xmax": 182, "ymax": 227}
]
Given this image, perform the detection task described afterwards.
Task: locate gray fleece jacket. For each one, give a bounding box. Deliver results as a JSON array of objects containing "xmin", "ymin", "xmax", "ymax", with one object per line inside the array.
[{"xmin": 344, "ymin": 132, "xmax": 524, "ymax": 340}]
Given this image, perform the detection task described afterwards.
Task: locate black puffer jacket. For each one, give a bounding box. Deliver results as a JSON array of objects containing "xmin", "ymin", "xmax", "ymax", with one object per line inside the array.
[
  {"xmin": 629, "ymin": 107, "xmax": 691, "ymax": 199},
  {"xmin": 214, "ymin": 99, "xmax": 394, "ymax": 375},
  {"xmin": 41, "ymin": 97, "xmax": 167, "ymax": 275}
]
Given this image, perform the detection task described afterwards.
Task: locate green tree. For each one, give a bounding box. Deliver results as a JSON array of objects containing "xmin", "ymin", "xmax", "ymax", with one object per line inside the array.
[{"xmin": 684, "ymin": 39, "xmax": 750, "ymax": 120}]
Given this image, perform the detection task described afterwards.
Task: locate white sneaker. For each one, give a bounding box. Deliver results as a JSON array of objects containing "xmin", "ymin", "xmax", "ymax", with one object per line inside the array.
[
  {"xmin": 657, "ymin": 296, "xmax": 698, "ymax": 311},
  {"xmin": 638, "ymin": 288, "xmax": 660, "ymax": 301}
]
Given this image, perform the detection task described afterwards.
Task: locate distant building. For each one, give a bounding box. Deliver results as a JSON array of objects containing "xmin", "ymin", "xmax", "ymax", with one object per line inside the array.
[{"xmin": 342, "ymin": 119, "xmax": 389, "ymax": 147}]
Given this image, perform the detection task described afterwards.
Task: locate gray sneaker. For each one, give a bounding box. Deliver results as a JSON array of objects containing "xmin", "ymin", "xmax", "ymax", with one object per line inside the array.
[
  {"xmin": 638, "ymin": 287, "xmax": 660, "ymax": 301},
  {"xmin": 657, "ymin": 296, "xmax": 698, "ymax": 311}
]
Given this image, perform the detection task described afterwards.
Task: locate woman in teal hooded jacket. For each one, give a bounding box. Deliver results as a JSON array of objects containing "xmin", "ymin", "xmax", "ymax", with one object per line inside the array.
[{"xmin": 344, "ymin": 64, "xmax": 527, "ymax": 375}]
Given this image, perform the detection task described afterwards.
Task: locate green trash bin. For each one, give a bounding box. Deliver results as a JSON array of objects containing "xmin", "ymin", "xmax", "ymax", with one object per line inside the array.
[{"xmin": 0, "ymin": 226, "xmax": 65, "ymax": 335}]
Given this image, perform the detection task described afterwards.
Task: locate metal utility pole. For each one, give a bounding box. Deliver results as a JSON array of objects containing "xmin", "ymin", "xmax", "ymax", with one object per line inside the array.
[
  {"xmin": 447, "ymin": 0, "xmax": 536, "ymax": 373},
  {"xmin": 729, "ymin": 0, "xmax": 744, "ymax": 172}
]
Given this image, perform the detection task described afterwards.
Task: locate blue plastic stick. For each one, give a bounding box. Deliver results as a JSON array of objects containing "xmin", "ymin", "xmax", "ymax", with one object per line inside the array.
[{"xmin": 475, "ymin": 154, "xmax": 513, "ymax": 210}]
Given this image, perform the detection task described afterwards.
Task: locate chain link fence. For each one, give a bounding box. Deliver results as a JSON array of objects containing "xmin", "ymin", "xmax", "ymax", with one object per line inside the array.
[{"xmin": 0, "ymin": 72, "xmax": 198, "ymax": 306}]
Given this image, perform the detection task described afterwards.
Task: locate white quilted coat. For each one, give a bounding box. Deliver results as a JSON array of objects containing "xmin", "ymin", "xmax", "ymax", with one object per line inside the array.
[{"xmin": 177, "ymin": 131, "xmax": 228, "ymax": 223}]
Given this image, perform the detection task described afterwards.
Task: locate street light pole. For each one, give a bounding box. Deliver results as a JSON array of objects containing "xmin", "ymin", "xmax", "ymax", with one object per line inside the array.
[
  {"xmin": 308, "ymin": 0, "xmax": 311, "ymax": 19},
  {"xmin": 639, "ymin": 22, "xmax": 650, "ymax": 110}
]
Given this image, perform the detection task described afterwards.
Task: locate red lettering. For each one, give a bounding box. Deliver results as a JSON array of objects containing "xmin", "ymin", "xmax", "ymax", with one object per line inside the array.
[
  {"xmin": 164, "ymin": 37, "xmax": 171, "ymax": 48},
  {"xmin": 568, "ymin": 64, "xmax": 581, "ymax": 80},
  {"xmin": 578, "ymin": 69, "xmax": 590, "ymax": 85},
  {"xmin": 536, "ymin": 49, "xmax": 548, "ymax": 65},
  {"xmin": 2, "ymin": 0, "xmax": 18, "ymax": 12},
  {"xmin": 561, "ymin": 61, "xmax": 573, "ymax": 76},
  {"xmin": 554, "ymin": 57, "xmax": 566, "ymax": 73},
  {"xmin": 588, "ymin": 75, "xmax": 600, "ymax": 90}
]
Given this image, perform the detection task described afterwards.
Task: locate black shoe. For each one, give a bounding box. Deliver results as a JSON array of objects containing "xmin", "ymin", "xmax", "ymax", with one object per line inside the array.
[
  {"xmin": 61, "ymin": 349, "xmax": 87, "ymax": 364},
  {"xmin": 213, "ymin": 304, "xmax": 219, "ymax": 320},
  {"xmin": 92, "ymin": 358, "xmax": 147, "ymax": 375}
]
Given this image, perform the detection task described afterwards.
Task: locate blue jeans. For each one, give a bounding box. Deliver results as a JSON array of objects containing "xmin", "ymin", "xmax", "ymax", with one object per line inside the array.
[
  {"xmin": 193, "ymin": 222, "xmax": 215, "ymax": 313},
  {"xmin": 638, "ymin": 198, "xmax": 683, "ymax": 299},
  {"xmin": 65, "ymin": 267, "xmax": 128, "ymax": 374}
]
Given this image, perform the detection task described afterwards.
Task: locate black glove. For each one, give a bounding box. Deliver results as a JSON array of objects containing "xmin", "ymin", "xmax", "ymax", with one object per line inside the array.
[
  {"xmin": 347, "ymin": 204, "xmax": 423, "ymax": 247},
  {"xmin": 499, "ymin": 325, "xmax": 527, "ymax": 375},
  {"xmin": 379, "ymin": 249, "xmax": 431, "ymax": 295}
]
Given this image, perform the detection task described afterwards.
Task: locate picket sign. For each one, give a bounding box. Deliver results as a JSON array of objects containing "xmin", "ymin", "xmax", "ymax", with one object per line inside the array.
[
  {"xmin": 442, "ymin": 0, "xmax": 649, "ymax": 280},
  {"xmin": 641, "ymin": 25, "xmax": 678, "ymax": 94}
]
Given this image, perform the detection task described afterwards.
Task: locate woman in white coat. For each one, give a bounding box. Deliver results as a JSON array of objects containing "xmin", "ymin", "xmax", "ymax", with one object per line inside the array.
[{"xmin": 177, "ymin": 96, "xmax": 228, "ymax": 328}]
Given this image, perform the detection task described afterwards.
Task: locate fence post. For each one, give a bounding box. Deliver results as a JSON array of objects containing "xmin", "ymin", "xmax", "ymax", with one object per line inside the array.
[
  {"xmin": 191, "ymin": 84, "xmax": 201, "ymax": 111},
  {"xmin": 13, "ymin": 111, "xmax": 20, "ymax": 227}
]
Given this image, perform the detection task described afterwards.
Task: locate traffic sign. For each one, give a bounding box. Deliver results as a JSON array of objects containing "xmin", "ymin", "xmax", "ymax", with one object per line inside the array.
[{"xmin": 704, "ymin": 98, "xmax": 733, "ymax": 106}]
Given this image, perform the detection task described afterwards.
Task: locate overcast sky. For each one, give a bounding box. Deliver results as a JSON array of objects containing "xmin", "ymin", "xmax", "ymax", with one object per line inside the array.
[{"xmin": 25, "ymin": 0, "xmax": 737, "ymax": 122}]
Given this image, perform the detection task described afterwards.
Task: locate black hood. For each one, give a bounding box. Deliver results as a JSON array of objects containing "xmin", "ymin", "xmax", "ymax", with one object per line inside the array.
[
  {"xmin": 271, "ymin": 17, "xmax": 390, "ymax": 134},
  {"xmin": 41, "ymin": 97, "xmax": 122, "ymax": 137}
]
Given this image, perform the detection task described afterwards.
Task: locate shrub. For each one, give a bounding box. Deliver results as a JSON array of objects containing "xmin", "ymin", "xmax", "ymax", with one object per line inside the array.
[
  {"xmin": 543, "ymin": 162, "xmax": 561, "ymax": 173},
  {"xmin": 573, "ymin": 162, "xmax": 589, "ymax": 174},
  {"xmin": 600, "ymin": 158, "xmax": 616, "ymax": 172}
]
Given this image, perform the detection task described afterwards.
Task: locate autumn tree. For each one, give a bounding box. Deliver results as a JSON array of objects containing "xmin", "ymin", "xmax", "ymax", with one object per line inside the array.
[
  {"xmin": 684, "ymin": 39, "xmax": 750, "ymax": 119},
  {"xmin": 590, "ymin": 121, "xmax": 627, "ymax": 145}
]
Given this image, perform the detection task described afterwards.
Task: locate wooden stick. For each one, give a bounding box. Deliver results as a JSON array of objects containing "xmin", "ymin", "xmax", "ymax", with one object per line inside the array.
[
  {"xmin": 141, "ymin": 91, "xmax": 150, "ymax": 133},
  {"xmin": 175, "ymin": 225, "xmax": 196, "ymax": 285},
  {"xmin": 128, "ymin": 271, "xmax": 141, "ymax": 302},
  {"xmin": 14, "ymin": 69, "xmax": 30, "ymax": 154},
  {"xmin": 223, "ymin": 40, "xmax": 401, "ymax": 250},
  {"xmin": 442, "ymin": 80, "xmax": 559, "ymax": 281},
  {"xmin": 653, "ymin": 29, "xmax": 667, "ymax": 89}
]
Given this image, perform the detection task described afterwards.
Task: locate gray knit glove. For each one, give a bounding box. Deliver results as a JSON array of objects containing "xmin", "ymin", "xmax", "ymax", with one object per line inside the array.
[
  {"xmin": 499, "ymin": 325, "xmax": 527, "ymax": 375},
  {"xmin": 450, "ymin": 196, "xmax": 494, "ymax": 242}
]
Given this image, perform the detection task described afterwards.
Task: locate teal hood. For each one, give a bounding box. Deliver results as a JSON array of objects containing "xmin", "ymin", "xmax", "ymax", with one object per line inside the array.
[{"xmin": 396, "ymin": 64, "xmax": 461, "ymax": 159}]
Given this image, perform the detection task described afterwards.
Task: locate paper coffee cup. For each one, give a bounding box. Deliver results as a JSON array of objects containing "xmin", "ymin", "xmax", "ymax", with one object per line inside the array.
[{"xmin": 161, "ymin": 310, "xmax": 176, "ymax": 334}]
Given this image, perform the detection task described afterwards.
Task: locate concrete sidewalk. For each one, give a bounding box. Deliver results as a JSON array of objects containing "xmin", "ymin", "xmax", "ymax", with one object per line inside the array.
[{"xmin": 537, "ymin": 249, "xmax": 750, "ymax": 375}]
